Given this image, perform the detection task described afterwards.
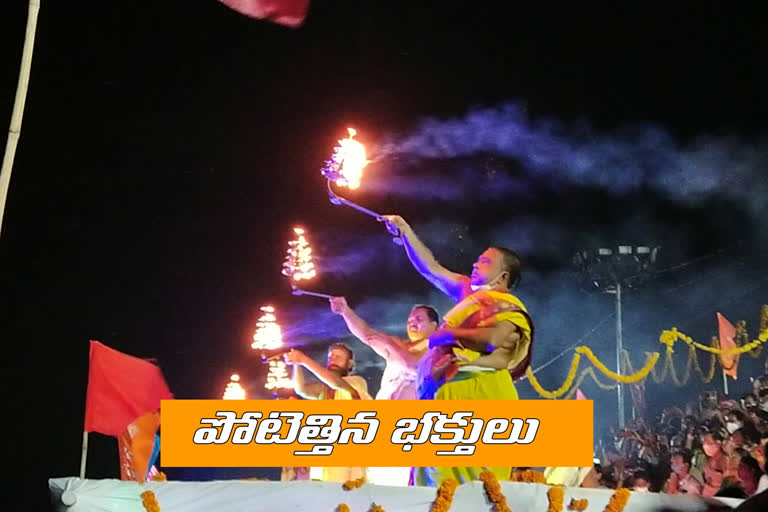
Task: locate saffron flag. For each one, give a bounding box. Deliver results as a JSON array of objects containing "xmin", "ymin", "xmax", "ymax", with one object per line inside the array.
[
  {"xmin": 217, "ymin": 0, "xmax": 310, "ymax": 27},
  {"xmin": 118, "ymin": 410, "xmax": 161, "ymax": 482},
  {"xmin": 717, "ymin": 312, "xmax": 739, "ymax": 379},
  {"xmin": 84, "ymin": 340, "xmax": 173, "ymax": 436}
]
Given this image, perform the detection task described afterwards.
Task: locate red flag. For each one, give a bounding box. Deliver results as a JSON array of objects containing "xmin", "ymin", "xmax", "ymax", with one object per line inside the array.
[
  {"xmin": 575, "ymin": 388, "xmax": 587, "ymax": 400},
  {"xmin": 217, "ymin": 0, "xmax": 310, "ymax": 27},
  {"xmin": 717, "ymin": 312, "xmax": 739, "ymax": 379},
  {"xmin": 84, "ymin": 341, "xmax": 173, "ymax": 436},
  {"xmin": 118, "ymin": 410, "xmax": 161, "ymax": 482}
]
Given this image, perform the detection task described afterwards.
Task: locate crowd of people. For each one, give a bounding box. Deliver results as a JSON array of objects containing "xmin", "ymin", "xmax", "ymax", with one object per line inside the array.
[
  {"xmin": 275, "ymin": 212, "xmax": 768, "ymax": 511},
  {"xmin": 581, "ymin": 376, "xmax": 768, "ymax": 500}
]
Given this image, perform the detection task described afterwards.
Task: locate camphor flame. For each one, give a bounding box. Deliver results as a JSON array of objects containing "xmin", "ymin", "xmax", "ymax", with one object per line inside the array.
[
  {"xmin": 265, "ymin": 360, "xmax": 292, "ymax": 390},
  {"xmin": 251, "ymin": 306, "xmax": 293, "ymax": 391},
  {"xmin": 321, "ymin": 127, "xmax": 370, "ymax": 190},
  {"xmin": 223, "ymin": 373, "xmax": 246, "ymax": 399},
  {"xmin": 282, "ymin": 227, "xmax": 317, "ymax": 282},
  {"xmin": 252, "ymin": 306, "xmax": 283, "ymax": 351}
]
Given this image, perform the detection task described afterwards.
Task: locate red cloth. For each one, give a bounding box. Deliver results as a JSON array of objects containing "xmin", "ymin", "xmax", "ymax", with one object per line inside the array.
[
  {"xmin": 217, "ymin": 0, "xmax": 310, "ymax": 27},
  {"xmin": 717, "ymin": 312, "xmax": 739, "ymax": 379},
  {"xmin": 84, "ymin": 341, "xmax": 173, "ymax": 436}
]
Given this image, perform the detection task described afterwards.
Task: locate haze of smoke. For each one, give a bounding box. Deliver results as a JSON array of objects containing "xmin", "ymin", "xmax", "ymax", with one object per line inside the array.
[{"xmin": 373, "ymin": 102, "xmax": 768, "ymax": 221}]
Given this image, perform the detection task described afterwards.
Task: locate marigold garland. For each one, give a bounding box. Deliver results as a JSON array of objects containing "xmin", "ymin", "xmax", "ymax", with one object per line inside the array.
[
  {"xmin": 430, "ymin": 478, "xmax": 459, "ymax": 512},
  {"xmin": 336, "ymin": 505, "xmax": 350, "ymax": 512},
  {"xmin": 547, "ymin": 486, "xmax": 564, "ymax": 512},
  {"xmin": 152, "ymin": 471, "xmax": 167, "ymax": 482},
  {"xmin": 140, "ymin": 490, "xmax": 160, "ymax": 512},
  {"xmin": 509, "ymin": 469, "xmax": 547, "ymax": 483},
  {"xmin": 368, "ymin": 504, "xmax": 385, "ymax": 512},
  {"xmin": 342, "ymin": 476, "xmax": 366, "ymax": 490},
  {"xmin": 604, "ymin": 488, "xmax": 630, "ymax": 512},
  {"xmin": 568, "ymin": 498, "xmax": 589, "ymax": 511},
  {"xmin": 480, "ymin": 470, "xmax": 512, "ymax": 512}
]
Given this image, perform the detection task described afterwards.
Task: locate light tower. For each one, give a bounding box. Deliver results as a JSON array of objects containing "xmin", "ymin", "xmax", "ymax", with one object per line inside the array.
[{"xmin": 572, "ymin": 245, "xmax": 660, "ymax": 428}]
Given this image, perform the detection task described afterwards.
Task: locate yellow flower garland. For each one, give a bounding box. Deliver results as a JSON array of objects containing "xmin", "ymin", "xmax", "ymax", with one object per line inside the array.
[
  {"xmin": 568, "ymin": 498, "xmax": 589, "ymax": 511},
  {"xmin": 430, "ymin": 478, "xmax": 459, "ymax": 512},
  {"xmin": 336, "ymin": 504, "xmax": 350, "ymax": 512},
  {"xmin": 140, "ymin": 490, "xmax": 160, "ymax": 512},
  {"xmin": 480, "ymin": 470, "xmax": 512, "ymax": 512},
  {"xmin": 524, "ymin": 305, "xmax": 768, "ymax": 398},
  {"xmin": 152, "ymin": 471, "xmax": 167, "ymax": 482},
  {"xmin": 368, "ymin": 504, "xmax": 385, "ymax": 512},
  {"xmin": 604, "ymin": 488, "xmax": 630, "ymax": 512},
  {"xmin": 660, "ymin": 325, "xmax": 768, "ymax": 354},
  {"xmin": 509, "ymin": 469, "xmax": 547, "ymax": 483},
  {"xmin": 547, "ymin": 486, "xmax": 564, "ymax": 512}
]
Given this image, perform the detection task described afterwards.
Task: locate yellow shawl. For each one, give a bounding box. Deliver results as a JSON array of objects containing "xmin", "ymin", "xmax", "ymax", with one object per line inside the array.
[{"xmin": 416, "ymin": 290, "xmax": 534, "ymax": 398}]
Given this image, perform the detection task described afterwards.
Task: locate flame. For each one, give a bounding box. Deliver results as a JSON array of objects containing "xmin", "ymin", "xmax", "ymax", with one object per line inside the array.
[
  {"xmin": 252, "ymin": 305, "xmax": 283, "ymax": 351},
  {"xmin": 281, "ymin": 227, "xmax": 317, "ymax": 282},
  {"xmin": 265, "ymin": 360, "xmax": 293, "ymax": 390},
  {"xmin": 223, "ymin": 375, "xmax": 246, "ymax": 399},
  {"xmin": 250, "ymin": 305, "xmax": 294, "ymax": 392},
  {"xmin": 321, "ymin": 127, "xmax": 370, "ymax": 190}
]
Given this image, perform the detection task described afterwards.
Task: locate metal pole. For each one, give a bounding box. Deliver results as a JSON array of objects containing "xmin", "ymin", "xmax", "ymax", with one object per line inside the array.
[
  {"xmin": 722, "ymin": 370, "xmax": 729, "ymax": 396},
  {"xmin": 616, "ymin": 282, "xmax": 625, "ymax": 428}
]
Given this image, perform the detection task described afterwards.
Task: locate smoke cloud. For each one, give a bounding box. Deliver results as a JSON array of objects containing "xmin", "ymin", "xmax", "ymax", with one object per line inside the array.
[{"xmin": 371, "ymin": 102, "xmax": 768, "ymax": 221}]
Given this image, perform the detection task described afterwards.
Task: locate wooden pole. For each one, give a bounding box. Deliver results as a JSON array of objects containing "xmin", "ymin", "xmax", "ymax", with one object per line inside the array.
[
  {"xmin": 0, "ymin": 0, "xmax": 41, "ymax": 241},
  {"xmin": 79, "ymin": 430, "xmax": 88, "ymax": 479}
]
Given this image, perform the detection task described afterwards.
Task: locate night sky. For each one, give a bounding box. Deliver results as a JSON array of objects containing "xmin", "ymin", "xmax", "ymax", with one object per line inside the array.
[{"xmin": 2, "ymin": 1, "xmax": 767, "ymax": 505}]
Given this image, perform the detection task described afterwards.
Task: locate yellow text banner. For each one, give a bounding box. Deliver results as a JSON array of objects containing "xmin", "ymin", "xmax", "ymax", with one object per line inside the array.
[{"xmin": 161, "ymin": 399, "xmax": 593, "ymax": 467}]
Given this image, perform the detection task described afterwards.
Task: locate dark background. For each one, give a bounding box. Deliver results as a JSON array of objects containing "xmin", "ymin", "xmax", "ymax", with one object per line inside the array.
[{"xmin": 1, "ymin": 1, "xmax": 766, "ymax": 507}]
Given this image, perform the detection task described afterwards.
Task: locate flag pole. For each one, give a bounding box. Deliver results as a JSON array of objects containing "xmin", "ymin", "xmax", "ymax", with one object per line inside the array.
[
  {"xmin": 0, "ymin": 0, "xmax": 40, "ymax": 241},
  {"xmin": 79, "ymin": 431, "xmax": 88, "ymax": 478},
  {"xmin": 722, "ymin": 369, "xmax": 729, "ymax": 396}
]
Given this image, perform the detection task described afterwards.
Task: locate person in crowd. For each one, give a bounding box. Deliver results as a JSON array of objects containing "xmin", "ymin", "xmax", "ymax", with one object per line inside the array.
[{"xmin": 664, "ymin": 450, "xmax": 703, "ymax": 495}]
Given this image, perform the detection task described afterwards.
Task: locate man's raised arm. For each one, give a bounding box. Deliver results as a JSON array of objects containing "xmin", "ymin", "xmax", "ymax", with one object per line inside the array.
[
  {"xmin": 383, "ymin": 215, "xmax": 469, "ymax": 302},
  {"xmin": 284, "ymin": 349, "xmax": 361, "ymax": 399},
  {"xmin": 330, "ymin": 296, "xmax": 425, "ymax": 370}
]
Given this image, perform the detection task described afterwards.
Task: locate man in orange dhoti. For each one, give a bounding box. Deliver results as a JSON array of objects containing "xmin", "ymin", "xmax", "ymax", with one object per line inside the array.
[{"xmin": 383, "ymin": 215, "xmax": 535, "ymax": 486}]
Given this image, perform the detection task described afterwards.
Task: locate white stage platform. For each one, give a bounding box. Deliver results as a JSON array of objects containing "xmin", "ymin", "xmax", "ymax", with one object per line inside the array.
[{"xmin": 48, "ymin": 477, "xmax": 744, "ymax": 512}]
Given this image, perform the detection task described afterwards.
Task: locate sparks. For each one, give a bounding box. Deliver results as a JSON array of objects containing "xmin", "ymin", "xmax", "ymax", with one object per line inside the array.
[
  {"xmin": 282, "ymin": 227, "xmax": 317, "ymax": 282},
  {"xmin": 321, "ymin": 127, "xmax": 370, "ymax": 190}
]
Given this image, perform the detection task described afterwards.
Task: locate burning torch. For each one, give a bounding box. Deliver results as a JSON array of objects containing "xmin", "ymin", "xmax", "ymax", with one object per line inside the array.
[
  {"xmin": 321, "ymin": 128, "xmax": 402, "ymax": 244},
  {"xmin": 251, "ymin": 306, "xmax": 293, "ymax": 395},
  {"xmin": 281, "ymin": 227, "xmax": 333, "ymax": 299}
]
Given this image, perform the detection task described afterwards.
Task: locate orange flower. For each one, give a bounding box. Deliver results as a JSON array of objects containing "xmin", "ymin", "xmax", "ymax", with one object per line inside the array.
[
  {"xmin": 343, "ymin": 476, "xmax": 366, "ymax": 490},
  {"xmin": 568, "ymin": 498, "xmax": 589, "ymax": 511},
  {"xmin": 509, "ymin": 469, "xmax": 547, "ymax": 483},
  {"xmin": 140, "ymin": 490, "xmax": 160, "ymax": 512},
  {"xmin": 604, "ymin": 488, "xmax": 631, "ymax": 512},
  {"xmin": 337, "ymin": 504, "xmax": 350, "ymax": 512},
  {"xmin": 430, "ymin": 478, "xmax": 459, "ymax": 512},
  {"xmin": 152, "ymin": 472, "xmax": 167, "ymax": 482},
  {"xmin": 480, "ymin": 471, "xmax": 512, "ymax": 512},
  {"xmin": 369, "ymin": 504, "xmax": 385, "ymax": 512},
  {"xmin": 547, "ymin": 486, "xmax": 564, "ymax": 512}
]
